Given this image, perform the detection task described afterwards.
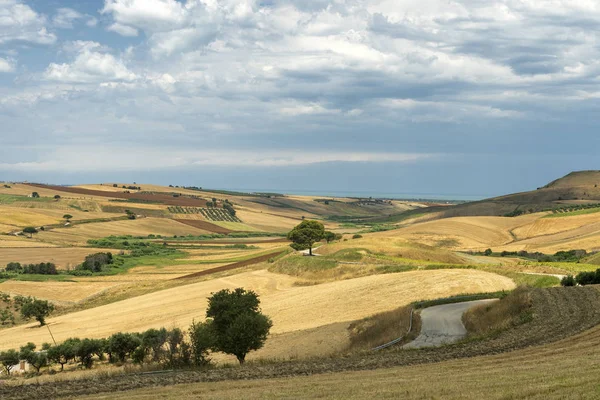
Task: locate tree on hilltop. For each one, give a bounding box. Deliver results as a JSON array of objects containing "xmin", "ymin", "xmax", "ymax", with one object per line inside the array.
[{"xmin": 287, "ymin": 220, "xmax": 325, "ymax": 256}]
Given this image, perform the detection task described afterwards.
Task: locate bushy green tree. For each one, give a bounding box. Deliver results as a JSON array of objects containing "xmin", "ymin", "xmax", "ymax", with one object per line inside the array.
[
  {"xmin": 108, "ymin": 332, "xmax": 141, "ymax": 362},
  {"xmin": 323, "ymin": 231, "xmax": 337, "ymax": 243},
  {"xmin": 287, "ymin": 220, "xmax": 325, "ymax": 256},
  {"xmin": 47, "ymin": 339, "xmax": 77, "ymax": 371},
  {"xmin": 74, "ymin": 338, "xmax": 102, "ymax": 368},
  {"xmin": 206, "ymin": 288, "xmax": 272, "ymax": 364},
  {"xmin": 0, "ymin": 349, "xmax": 20, "ymax": 375},
  {"xmin": 189, "ymin": 320, "xmax": 215, "ymax": 366},
  {"xmin": 23, "ymin": 226, "xmax": 37, "ymax": 238},
  {"xmin": 21, "ymin": 298, "xmax": 54, "ymax": 326},
  {"xmin": 19, "ymin": 342, "xmax": 47, "ymax": 373}
]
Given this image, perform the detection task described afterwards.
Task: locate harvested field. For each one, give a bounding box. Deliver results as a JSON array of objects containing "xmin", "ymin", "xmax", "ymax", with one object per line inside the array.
[
  {"xmin": 0, "ymin": 269, "xmax": 514, "ymax": 350},
  {"xmin": 317, "ymin": 237, "xmax": 467, "ymax": 265},
  {"xmin": 174, "ymin": 219, "xmax": 233, "ymax": 234},
  {"xmin": 35, "ymin": 218, "xmax": 210, "ymax": 246},
  {"xmin": 6, "ymin": 286, "xmax": 600, "ymax": 399},
  {"xmin": 0, "ymin": 206, "xmax": 62, "ymax": 228},
  {"xmin": 175, "ymin": 251, "xmax": 286, "ymax": 279},
  {"xmin": 29, "ymin": 184, "xmax": 208, "ymax": 207},
  {"xmin": 0, "ymin": 280, "xmax": 118, "ymax": 304},
  {"xmin": 0, "ymin": 238, "xmax": 57, "ymax": 248},
  {"xmin": 0, "ymin": 247, "xmax": 116, "ymax": 269}
]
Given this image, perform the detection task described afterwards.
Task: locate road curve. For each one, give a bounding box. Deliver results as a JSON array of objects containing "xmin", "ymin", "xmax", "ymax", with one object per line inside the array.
[{"xmin": 403, "ymin": 299, "xmax": 497, "ymax": 349}]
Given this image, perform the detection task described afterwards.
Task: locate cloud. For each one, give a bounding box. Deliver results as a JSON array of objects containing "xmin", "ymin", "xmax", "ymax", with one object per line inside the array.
[
  {"xmin": 43, "ymin": 42, "xmax": 137, "ymax": 83},
  {"xmin": 0, "ymin": 57, "xmax": 15, "ymax": 72},
  {"xmin": 107, "ymin": 23, "xmax": 139, "ymax": 37},
  {"xmin": 0, "ymin": 146, "xmax": 435, "ymax": 172},
  {"xmin": 0, "ymin": 0, "xmax": 56, "ymax": 44},
  {"xmin": 52, "ymin": 7, "xmax": 83, "ymax": 29}
]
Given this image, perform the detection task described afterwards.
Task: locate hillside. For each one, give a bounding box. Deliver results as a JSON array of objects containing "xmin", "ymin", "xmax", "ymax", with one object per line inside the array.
[{"xmin": 373, "ymin": 170, "xmax": 600, "ymax": 224}]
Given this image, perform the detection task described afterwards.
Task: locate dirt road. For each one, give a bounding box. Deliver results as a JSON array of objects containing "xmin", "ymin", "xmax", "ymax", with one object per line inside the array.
[{"xmin": 404, "ymin": 299, "xmax": 497, "ymax": 349}]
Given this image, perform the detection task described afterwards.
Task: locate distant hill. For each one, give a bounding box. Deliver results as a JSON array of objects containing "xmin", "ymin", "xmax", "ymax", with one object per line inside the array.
[{"xmin": 378, "ymin": 171, "xmax": 600, "ymax": 223}]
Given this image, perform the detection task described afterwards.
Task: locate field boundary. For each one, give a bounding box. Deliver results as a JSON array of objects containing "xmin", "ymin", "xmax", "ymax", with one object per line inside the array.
[{"xmin": 174, "ymin": 250, "xmax": 286, "ymax": 280}]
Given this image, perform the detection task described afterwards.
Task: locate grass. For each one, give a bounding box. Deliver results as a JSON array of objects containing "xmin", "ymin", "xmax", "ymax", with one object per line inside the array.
[
  {"xmin": 543, "ymin": 207, "xmax": 600, "ymax": 218},
  {"xmin": 412, "ymin": 291, "xmax": 509, "ymax": 309},
  {"xmin": 462, "ymin": 286, "xmax": 533, "ymax": 336},
  {"xmin": 0, "ymin": 194, "xmax": 53, "ymax": 204},
  {"xmin": 346, "ymin": 305, "xmax": 419, "ymax": 351}
]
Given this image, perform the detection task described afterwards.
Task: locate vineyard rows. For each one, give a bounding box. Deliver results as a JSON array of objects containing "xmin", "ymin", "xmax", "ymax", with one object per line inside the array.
[{"xmin": 168, "ymin": 206, "xmax": 242, "ymax": 222}]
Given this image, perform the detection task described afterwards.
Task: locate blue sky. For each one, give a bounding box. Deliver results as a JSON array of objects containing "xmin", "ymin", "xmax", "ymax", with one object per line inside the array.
[{"xmin": 1, "ymin": 0, "xmax": 600, "ymax": 198}]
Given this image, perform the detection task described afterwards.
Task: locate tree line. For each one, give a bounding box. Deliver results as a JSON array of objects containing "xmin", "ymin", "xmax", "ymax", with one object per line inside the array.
[{"xmin": 0, "ymin": 288, "xmax": 271, "ymax": 376}]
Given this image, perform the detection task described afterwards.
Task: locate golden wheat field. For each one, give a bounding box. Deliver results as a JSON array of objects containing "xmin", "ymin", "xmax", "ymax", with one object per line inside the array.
[
  {"xmin": 0, "ymin": 247, "xmax": 114, "ymax": 268},
  {"xmin": 0, "ymin": 280, "xmax": 119, "ymax": 304},
  {"xmin": 34, "ymin": 218, "xmax": 211, "ymax": 246},
  {"xmin": 0, "ymin": 269, "xmax": 514, "ymax": 350}
]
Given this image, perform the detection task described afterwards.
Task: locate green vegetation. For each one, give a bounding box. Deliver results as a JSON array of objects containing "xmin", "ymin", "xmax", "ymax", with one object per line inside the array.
[
  {"xmin": 205, "ymin": 288, "xmax": 272, "ymax": 364},
  {"xmin": 471, "ymin": 249, "xmax": 593, "ymax": 263},
  {"xmin": 20, "ymin": 298, "xmax": 54, "ymax": 326},
  {"xmin": 168, "ymin": 206, "xmax": 242, "ymax": 222},
  {"xmin": 288, "ymin": 220, "xmax": 325, "ymax": 256},
  {"xmin": 0, "ymin": 194, "xmax": 53, "ymax": 204},
  {"xmin": 22, "ymin": 226, "xmax": 38, "ymax": 238},
  {"xmin": 4, "ymin": 262, "xmax": 58, "ymax": 275},
  {"xmin": 413, "ymin": 291, "xmax": 509, "ymax": 309}
]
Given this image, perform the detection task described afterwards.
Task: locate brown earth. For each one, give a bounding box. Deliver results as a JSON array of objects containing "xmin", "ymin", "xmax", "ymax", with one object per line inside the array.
[
  {"xmin": 173, "ymin": 219, "xmax": 233, "ymax": 234},
  {"xmin": 29, "ymin": 184, "xmax": 208, "ymax": 207},
  {"xmin": 174, "ymin": 251, "xmax": 286, "ymax": 279}
]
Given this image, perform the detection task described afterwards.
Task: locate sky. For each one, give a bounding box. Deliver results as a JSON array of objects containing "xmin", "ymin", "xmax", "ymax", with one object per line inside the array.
[{"xmin": 1, "ymin": 0, "xmax": 600, "ymax": 199}]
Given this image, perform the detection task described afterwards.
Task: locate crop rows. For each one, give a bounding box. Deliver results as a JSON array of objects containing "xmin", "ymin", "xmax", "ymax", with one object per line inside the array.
[{"xmin": 168, "ymin": 206, "xmax": 241, "ymax": 222}]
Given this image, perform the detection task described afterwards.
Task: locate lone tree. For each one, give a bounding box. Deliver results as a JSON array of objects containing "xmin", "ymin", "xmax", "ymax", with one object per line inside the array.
[
  {"xmin": 62, "ymin": 214, "xmax": 73, "ymax": 221},
  {"xmin": 287, "ymin": 220, "xmax": 325, "ymax": 256},
  {"xmin": 206, "ymin": 288, "xmax": 272, "ymax": 364},
  {"xmin": 31, "ymin": 192, "xmax": 40, "ymax": 198},
  {"xmin": 21, "ymin": 298, "xmax": 54, "ymax": 326},
  {"xmin": 23, "ymin": 226, "xmax": 37, "ymax": 238}
]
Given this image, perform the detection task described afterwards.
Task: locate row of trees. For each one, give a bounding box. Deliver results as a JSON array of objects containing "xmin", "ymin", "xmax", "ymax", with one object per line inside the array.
[
  {"xmin": 0, "ymin": 288, "xmax": 271, "ymax": 376},
  {"xmin": 5, "ymin": 262, "xmax": 58, "ymax": 275},
  {"xmin": 561, "ymin": 269, "xmax": 600, "ymax": 286}
]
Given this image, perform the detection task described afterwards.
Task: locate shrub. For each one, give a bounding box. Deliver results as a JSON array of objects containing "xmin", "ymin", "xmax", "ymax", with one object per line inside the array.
[
  {"xmin": 352, "ymin": 234, "xmax": 363, "ymax": 239},
  {"xmin": 561, "ymin": 275, "xmax": 576, "ymax": 287}
]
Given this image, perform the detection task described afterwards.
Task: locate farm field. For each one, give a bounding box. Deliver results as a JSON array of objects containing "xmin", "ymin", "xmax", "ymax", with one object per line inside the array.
[
  {"xmin": 0, "ymin": 280, "xmax": 118, "ymax": 304},
  {"xmin": 0, "ymin": 247, "xmax": 116, "ymax": 269},
  {"xmin": 34, "ymin": 218, "xmax": 211, "ymax": 246},
  {"xmin": 0, "ymin": 269, "xmax": 514, "ymax": 351}
]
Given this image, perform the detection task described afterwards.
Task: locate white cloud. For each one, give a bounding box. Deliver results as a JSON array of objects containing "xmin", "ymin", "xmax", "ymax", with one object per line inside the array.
[
  {"xmin": 107, "ymin": 23, "xmax": 139, "ymax": 37},
  {"xmin": 0, "ymin": 57, "xmax": 15, "ymax": 72},
  {"xmin": 52, "ymin": 7, "xmax": 83, "ymax": 29},
  {"xmin": 0, "ymin": 0, "xmax": 56, "ymax": 44},
  {"xmin": 0, "ymin": 147, "xmax": 435, "ymax": 172},
  {"xmin": 44, "ymin": 44, "xmax": 137, "ymax": 83}
]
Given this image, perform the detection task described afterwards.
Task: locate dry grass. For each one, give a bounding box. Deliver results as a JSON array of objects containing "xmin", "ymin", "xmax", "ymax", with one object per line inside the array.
[
  {"xmin": 316, "ymin": 237, "xmax": 466, "ymax": 264},
  {"xmin": 462, "ymin": 286, "xmax": 533, "ymax": 336},
  {"xmin": 35, "ymin": 218, "xmax": 211, "ymax": 246},
  {"xmin": 346, "ymin": 306, "xmax": 419, "ymax": 351},
  {"xmin": 0, "ymin": 269, "xmax": 514, "ymax": 351},
  {"xmin": 0, "ymin": 247, "xmax": 114, "ymax": 269},
  {"xmin": 76, "ymin": 333, "xmax": 600, "ymax": 399},
  {"xmin": 0, "ymin": 280, "xmax": 119, "ymax": 304},
  {"xmin": 0, "ymin": 206, "xmax": 62, "ymax": 228}
]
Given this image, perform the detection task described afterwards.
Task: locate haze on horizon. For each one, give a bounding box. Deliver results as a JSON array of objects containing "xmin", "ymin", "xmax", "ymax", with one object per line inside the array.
[{"xmin": 1, "ymin": 0, "xmax": 599, "ymax": 197}]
